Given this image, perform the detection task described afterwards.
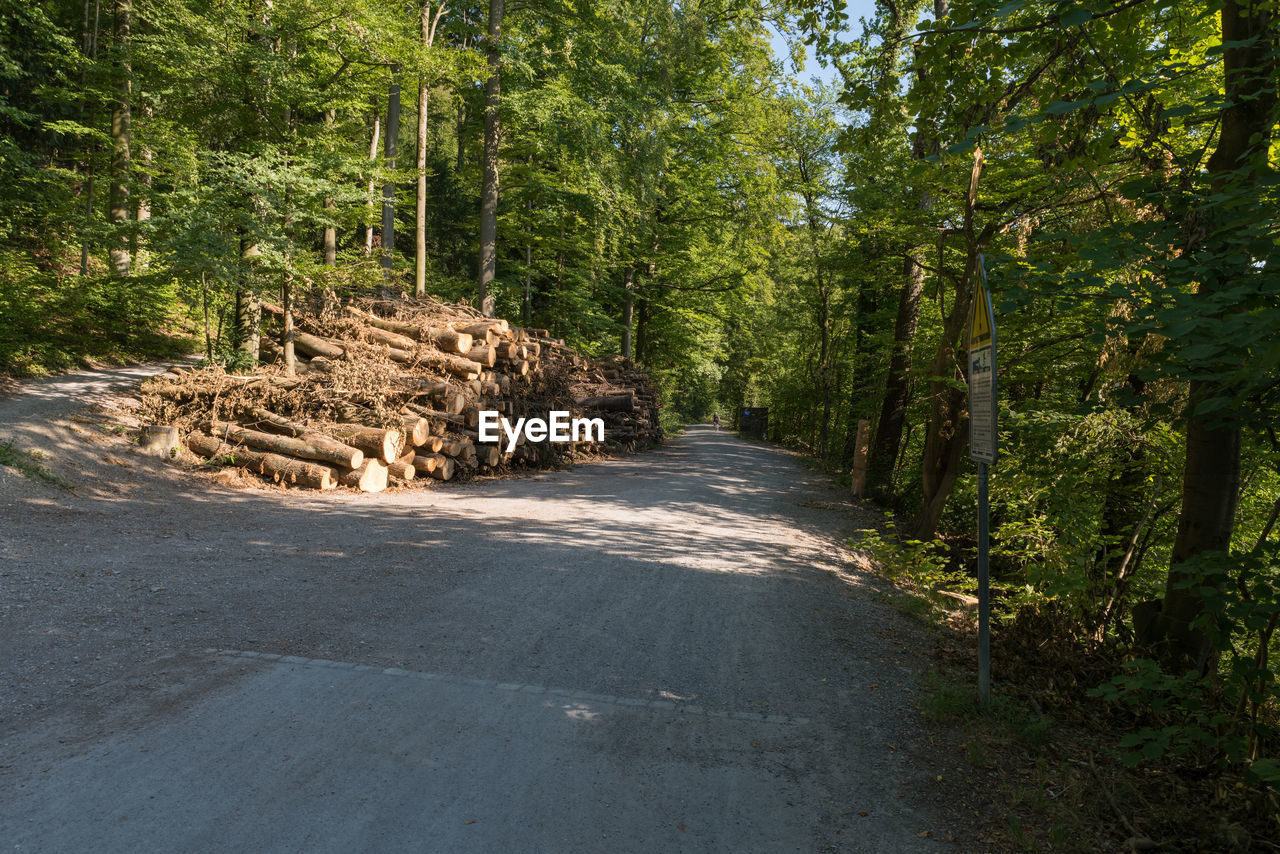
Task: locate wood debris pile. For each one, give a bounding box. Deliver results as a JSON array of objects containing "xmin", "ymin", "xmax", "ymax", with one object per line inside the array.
[{"xmin": 139, "ymin": 296, "xmax": 662, "ymax": 492}]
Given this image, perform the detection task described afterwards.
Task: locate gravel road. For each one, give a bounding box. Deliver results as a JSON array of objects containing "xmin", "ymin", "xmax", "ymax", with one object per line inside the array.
[{"xmin": 0, "ymin": 373, "xmax": 951, "ymax": 852}]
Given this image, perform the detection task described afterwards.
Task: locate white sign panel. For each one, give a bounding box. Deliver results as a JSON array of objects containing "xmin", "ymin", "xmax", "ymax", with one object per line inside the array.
[{"xmin": 968, "ymin": 280, "xmax": 998, "ymax": 465}]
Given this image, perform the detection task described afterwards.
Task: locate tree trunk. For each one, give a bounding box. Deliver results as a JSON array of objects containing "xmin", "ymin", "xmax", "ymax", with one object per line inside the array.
[
  {"xmin": 326, "ymin": 424, "xmax": 405, "ymax": 464},
  {"xmin": 108, "ymin": 0, "xmax": 131, "ymax": 278},
  {"xmin": 868, "ymin": 252, "xmax": 927, "ymax": 496},
  {"xmin": 337, "ymin": 459, "xmax": 389, "ymax": 493},
  {"xmin": 415, "ymin": 2, "xmax": 443, "ymax": 297},
  {"xmin": 866, "ymin": 0, "xmax": 941, "ymax": 496},
  {"xmin": 210, "ymin": 420, "xmax": 363, "ymax": 469},
  {"xmin": 382, "ymin": 71, "xmax": 401, "ymax": 281},
  {"xmin": 477, "ymin": 0, "xmax": 504, "ymax": 314},
  {"xmin": 364, "ymin": 111, "xmax": 381, "ymax": 256},
  {"xmin": 234, "ymin": 236, "xmax": 261, "ymax": 360},
  {"xmin": 322, "ymin": 109, "xmax": 336, "ymax": 266},
  {"xmin": 280, "ymin": 276, "xmax": 296, "ymax": 375},
  {"xmin": 1149, "ymin": 0, "xmax": 1276, "ymax": 675},
  {"xmin": 79, "ymin": 0, "xmax": 101, "ymax": 276},
  {"xmin": 914, "ymin": 147, "xmax": 986, "ymax": 539},
  {"xmin": 133, "ymin": 101, "xmax": 151, "ymax": 271},
  {"xmin": 187, "ymin": 433, "xmax": 336, "ymax": 490},
  {"xmin": 621, "ymin": 267, "xmax": 634, "ymax": 359}
]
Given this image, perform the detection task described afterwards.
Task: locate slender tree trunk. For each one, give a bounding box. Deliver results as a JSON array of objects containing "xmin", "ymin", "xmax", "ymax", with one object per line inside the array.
[
  {"xmin": 133, "ymin": 101, "xmax": 151, "ymax": 271},
  {"xmin": 281, "ymin": 276, "xmax": 296, "ymax": 375},
  {"xmin": 477, "ymin": 0, "xmax": 504, "ymax": 314},
  {"xmin": 79, "ymin": 0, "xmax": 101, "ymax": 276},
  {"xmin": 107, "ymin": 0, "xmax": 131, "ymax": 278},
  {"xmin": 1149, "ymin": 0, "xmax": 1276, "ymax": 674},
  {"xmin": 235, "ymin": 232, "xmax": 261, "ymax": 359},
  {"xmin": 621, "ymin": 266, "xmax": 635, "ymax": 359},
  {"xmin": 364, "ymin": 111, "xmax": 381, "ymax": 256},
  {"xmin": 415, "ymin": 74, "xmax": 430, "ymax": 295},
  {"xmin": 523, "ymin": 243, "xmax": 532, "ymax": 324},
  {"xmin": 322, "ymin": 109, "xmax": 336, "ymax": 266},
  {"xmin": 915, "ymin": 148, "xmax": 986, "ymax": 540},
  {"xmin": 843, "ymin": 281, "xmax": 878, "ymax": 466},
  {"xmin": 414, "ymin": 1, "xmax": 445, "ymax": 297},
  {"xmin": 868, "ymin": 253, "xmax": 927, "ymax": 494},
  {"xmin": 382, "ymin": 70, "xmax": 401, "ymax": 282},
  {"xmin": 867, "ymin": 0, "xmax": 943, "ymax": 496},
  {"xmin": 201, "ymin": 272, "xmax": 213, "ymax": 360},
  {"xmin": 816, "ymin": 279, "xmax": 832, "ymax": 458},
  {"xmin": 455, "ymin": 99, "xmax": 467, "ymax": 175}
]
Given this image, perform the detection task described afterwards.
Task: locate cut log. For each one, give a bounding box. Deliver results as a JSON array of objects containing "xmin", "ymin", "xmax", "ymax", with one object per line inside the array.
[
  {"xmin": 411, "ymin": 454, "xmax": 438, "ymax": 474},
  {"xmin": 465, "ymin": 344, "xmax": 497, "ymax": 367},
  {"xmin": 457, "ymin": 319, "xmax": 509, "ymax": 337},
  {"xmin": 361, "ymin": 325, "xmax": 418, "ymax": 351},
  {"xmin": 211, "ymin": 419, "xmax": 364, "ymax": 469},
  {"xmin": 418, "ymin": 351, "xmax": 483, "ymax": 380},
  {"xmin": 139, "ymin": 425, "xmax": 179, "ymax": 455},
  {"xmin": 423, "ymin": 454, "xmax": 455, "ymax": 480},
  {"xmin": 402, "ymin": 417, "xmax": 431, "ymax": 447},
  {"xmin": 293, "ymin": 330, "xmax": 344, "ymax": 360},
  {"xmin": 186, "ymin": 433, "xmax": 335, "ymax": 489},
  {"xmin": 426, "ymin": 327, "xmax": 474, "ymax": 355},
  {"xmin": 336, "ymin": 459, "xmax": 388, "ymax": 493},
  {"xmin": 403, "ymin": 402, "xmax": 466, "ymax": 425},
  {"xmin": 346, "ymin": 308, "xmax": 475, "ymax": 355},
  {"xmin": 575, "ymin": 393, "xmax": 637, "ymax": 412},
  {"xmin": 247, "ymin": 407, "xmax": 310, "ymax": 438},
  {"xmin": 387, "ymin": 459, "xmax": 416, "ymax": 481},
  {"xmin": 326, "ymin": 424, "xmax": 404, "ymax": 464}
]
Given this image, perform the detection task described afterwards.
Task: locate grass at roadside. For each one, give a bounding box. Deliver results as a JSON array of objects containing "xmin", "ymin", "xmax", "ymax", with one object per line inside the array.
[
  {"xmin": 0, "ymin": 440, "xmax": 75, "ymax": 490},
  {"xmin": 870, "ymin": 558, "xmax": 1278, "ymax": 852}
]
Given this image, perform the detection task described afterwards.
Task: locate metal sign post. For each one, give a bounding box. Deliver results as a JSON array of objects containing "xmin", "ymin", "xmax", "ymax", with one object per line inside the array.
[{"xmin": 969, "ymin": 255, "xmax": 998, "ymax": 707}]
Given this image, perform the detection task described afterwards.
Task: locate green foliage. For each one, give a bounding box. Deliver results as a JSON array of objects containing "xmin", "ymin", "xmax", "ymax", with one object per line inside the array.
[{"xmin": 855, "ymin": 517, "xmax": 974, "ymax": 596}]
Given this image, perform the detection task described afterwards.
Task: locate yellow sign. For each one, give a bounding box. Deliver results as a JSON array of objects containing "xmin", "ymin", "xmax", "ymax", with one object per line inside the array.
[{"xmin": 969, "ymin": 284, "xmax": 993, "ymax": 351}]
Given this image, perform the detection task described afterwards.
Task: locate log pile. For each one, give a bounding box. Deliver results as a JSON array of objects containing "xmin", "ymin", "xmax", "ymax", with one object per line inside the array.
[{"xmin": 139, "ymin": 296, "xmax": 662, "ymax": 492}]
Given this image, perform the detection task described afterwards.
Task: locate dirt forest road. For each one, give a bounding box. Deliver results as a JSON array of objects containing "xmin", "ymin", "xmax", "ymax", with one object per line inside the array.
[{"xmin": 1, "ymin": 372, "xmax": 948, "ymax": 853}]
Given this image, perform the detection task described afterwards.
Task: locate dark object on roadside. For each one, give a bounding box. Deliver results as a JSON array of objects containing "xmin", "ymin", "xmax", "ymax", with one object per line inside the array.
[{"xmin": 739, "ymin": 407, "xmax": 768, "ymax": 439}]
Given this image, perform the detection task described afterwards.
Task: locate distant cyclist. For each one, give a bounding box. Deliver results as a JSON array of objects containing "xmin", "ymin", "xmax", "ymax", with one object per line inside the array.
[{"xmin": 712, "ymin": 412, "xmax": 721, "ymax": 430}]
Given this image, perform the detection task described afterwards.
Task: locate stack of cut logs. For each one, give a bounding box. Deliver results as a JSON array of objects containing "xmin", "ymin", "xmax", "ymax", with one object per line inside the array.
[{"xmin": 139, "ymin": 296, "xmax": 662, "ymax": 492}]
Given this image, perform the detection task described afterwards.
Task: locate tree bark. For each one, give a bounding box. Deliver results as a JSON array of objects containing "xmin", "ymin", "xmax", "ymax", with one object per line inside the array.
[
  {"xmin": 337, "ymin": 459, "xmax": 389, "ymax": 493},
  {"xmin": 382, "ymin": 70, "xmax": 401, "ymax": 281},
  {"xmin": 108, "ymin": 0, "xmax": 132, "ymax": 278},
  {"xmin": 326, "ymin": 424, "xmax": 405, "ymax": 464},
  {"xmin": 187, "ymin": 433, "xmax": 336, "ymax": 490},
  {"xmin": 323, "ymin": 109, "xmax": 336, "ymax": 266},
  {"xmin": 914, "ymin": 147, "xmax": 986, "ymax": 540},
  {"xmin": 866, "ymin": 0, "xmax": 942, "ymax": 497},
  {"xmin": 621, "ymin": 267, "xmax": 635, "ymax": 359},
  {"xmin": 364, "ymin": 111, "xmax": 381, "ymax": 255},
  {"xmin": 210, "ymin": 420, "xmax": 363, "ymax": 469},
  {"xmin": 414, "ymin": 2, "xmax": 444, "ymax": 297},
  {"xmin": 1150, "ymin": 0, "xmax": 1277, "ymax": 674},
  {"xmin": 133, "ymin": 101, "xmax": 151, "ymax": 271},
  {"xmin": 280, "ymin": 276, "xmax": 296, "ymax": 375},
  {"xmin": 868, "ymin": 252, "xmax": 927, "ymax": 496},
  {"xmin": 477, "ymin": 0, "xmax": 504, "ymax": 314}
]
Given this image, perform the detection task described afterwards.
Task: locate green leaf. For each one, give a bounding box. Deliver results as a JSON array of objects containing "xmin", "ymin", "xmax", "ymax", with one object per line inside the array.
[{"xmin": 1058, "ymin": 7, "xmax": 1093, "ymax": 27}]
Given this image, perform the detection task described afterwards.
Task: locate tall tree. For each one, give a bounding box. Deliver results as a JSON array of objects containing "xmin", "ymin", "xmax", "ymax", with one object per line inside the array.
[
  {"xmin": 476, "ymin": 0, "xmax": 502, "ymax": 314},
  {"xmin": 108, "ymin": 0, "xmax": 132, "ymax": 277}
]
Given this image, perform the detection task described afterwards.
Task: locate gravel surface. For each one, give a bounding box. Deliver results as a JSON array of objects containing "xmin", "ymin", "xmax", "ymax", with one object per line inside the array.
[{"xmin": 1, "ymin": 371, "xmax": 956, "ymax": 851}]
